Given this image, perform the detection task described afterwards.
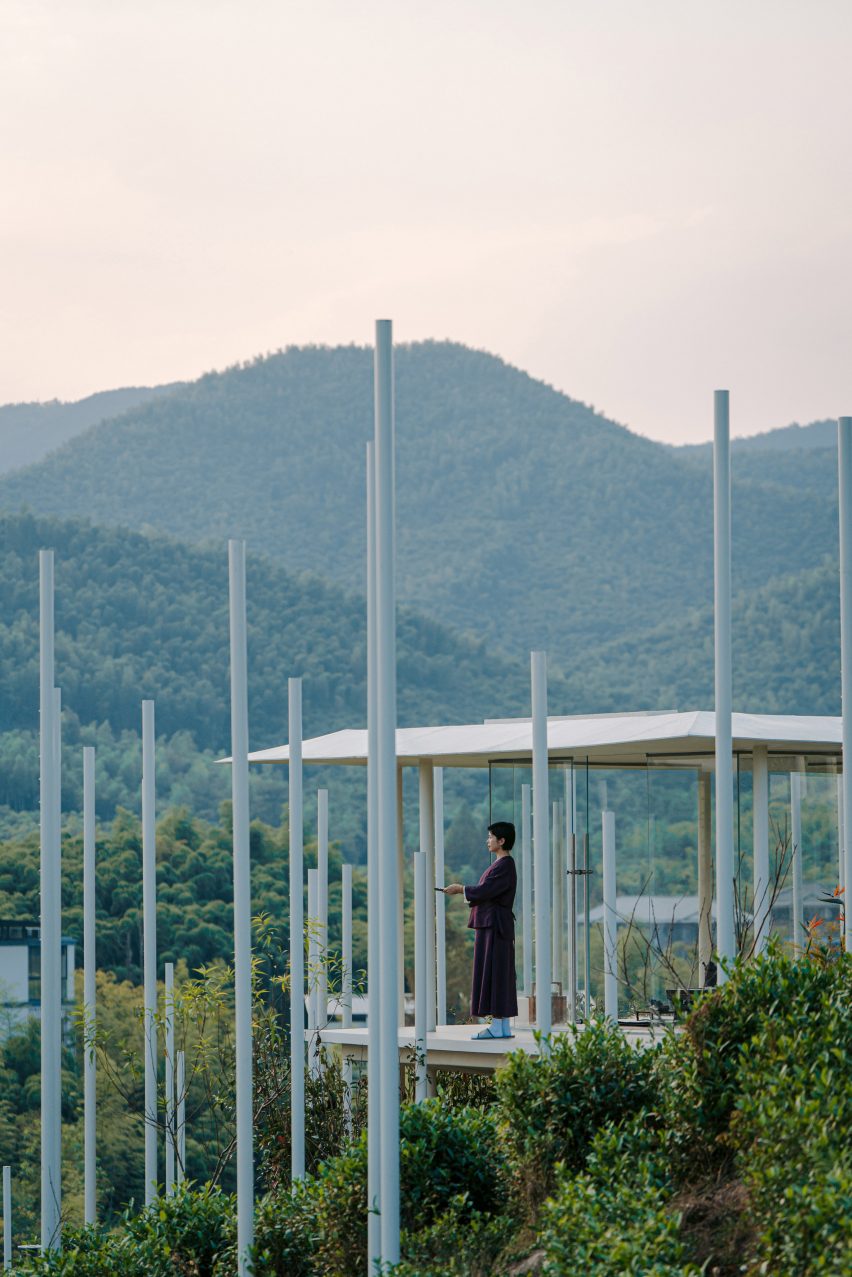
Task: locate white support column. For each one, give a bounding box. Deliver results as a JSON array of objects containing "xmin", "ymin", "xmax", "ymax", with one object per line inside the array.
[
  {"xmin": 790, "ymin": 772, "xmax": 804, "ymax": 948},
  {"xmin": 39, "ymin": 550, "xmax": 61, "ymax": 1252},
  {"xmin": 413, "ymin": 852, "xmax": 428, "ymax": 1102},
  {"xmin": 83, "ymin": 746, "xmax": 97, "ymax": 1227},
  {"xmin": 521, "ymin": 784, "xmax": 532, "ymax": 997},
  {"xmin": 551, "ymin": 800, "xmax": 563, "ymax": 996},
  {"xmin": 317, "ymin": 789, "xmax": 329, "ymax": 1030},
  {"xmin": 752, "ymin": 747, "xmax": 770, "ymax": 955},
  {"xmin": 375, "ymin": 318, "xmax": 400, "ymax": 1265},
  {"xmin": 142, "ymin": 699, "xmax": 158, "ymax": 1205},
  {"xmin": 307, "ymin": 870, "xmax": 319, "ymax": 1077},
  {"xmin": 837, "ymin": 774, "xmax": 846, "ymax": 897},
  {"xmin": 839, "ymin": 416, "xmax": 852, "ymax": 951},
  {"xmin": 165, "ymin": 963, "xmax": 176, "ymax": 1197},
  {"xmin": 288, "ymin": 678, "xmax": 305, "ymax": 1181},
  {"xmin": 396, "ymin": 763, "xmax": 405, "ymax": 1023},
  {"xmin": 697, "ymin": 769, "xmax": 713, "ymax": 983},
  {"xmin": 3, "ymin": 1165, "xmax": 11, "ymax": 1271},
  {"xmin": 366, "ymin": 441, "xmax": 382, "ymax": 1271},
  {"xmin": 229, "ymin": 538, "xmax": 253, "ymax": 1271},
  {"xmin": 714, "ymin": 389, "xmax": 735, "ymax": 974},
  {"xmin": 531, "ymin": 651, "xmax": 551, "ymax": 1044},
  {"xmin": 341, "ymin": 863, "xmax": 353, "ymax": 1134},
  {"xmin": 565, "ymin": 771, "xmax": 577, "ymax": 1023},
  {"xmin": 418, "ymin": 762, "xmax": 436, "ymax": 1032},
  {"xmin": 602, "ymin": 810, "xmax": 618, "ymax": 1021},
  {"xmin": 176, "ymin": 1051, "xmax": 186, "ymax": 1186},
  {"xmin": 434, "ymin": 768, "xmax": 447, "ymax": 1026}
]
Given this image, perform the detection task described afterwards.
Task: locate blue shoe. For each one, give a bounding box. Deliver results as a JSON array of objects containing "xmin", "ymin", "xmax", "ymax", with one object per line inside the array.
[{"xmin": 471, "ymin": 1026, "xmax": 500, "ymax": 1039}]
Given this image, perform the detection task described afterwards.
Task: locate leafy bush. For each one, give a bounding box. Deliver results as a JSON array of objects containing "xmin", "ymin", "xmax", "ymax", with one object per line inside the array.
[
  {"xmin": 495, "ymin": 1020, "xmax": 660, "ymax": 1208},
  {"xmin": 20, "ymin": 1225, "xmax": 127, "ymax": 1276},
  {"xmin": 540, "ymin": 1117, "xmax": 701, "ymax": 1276}
]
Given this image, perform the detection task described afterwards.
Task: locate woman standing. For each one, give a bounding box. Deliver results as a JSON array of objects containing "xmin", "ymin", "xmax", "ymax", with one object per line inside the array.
[{"xmin": 442, "ymin": 821, "xmax": 518, "ymax": 1039}]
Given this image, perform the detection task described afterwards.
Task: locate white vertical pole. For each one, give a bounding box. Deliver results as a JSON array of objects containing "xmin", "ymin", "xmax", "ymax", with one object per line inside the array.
[
  {"xmin": 288, "ymin": 678, "xmax": 305, "ymax": 1180},
  {"xmin": 341, "ymin": 863, "xmax": 353, "ymax": 1133},
  {"xmin": 697, "ymin": 769, "xmax": 713, "ymax": 983},
  {"xmin": 307, "ymin": 870, "xmax": 319, "ymax": 1076},
  {"xmin": 375, "ymin": 318, "xmax": 400, "ymax": 1264},
  {"xmin": 417, "ymin": 762, "xmax": 436, "ymax": 1032},
  {"xmin": 434, "ymin": 769, "xmax": 447, "ymax": 1025},
  {"xmin": 317, "ymin": 789, "xmax": 329, "ymax": 1029},
  {"xmin": 837, "ymin": 775, "xmax": 846, "ymax": 897},
  {"xmin": 228, "ymin": 538, "xmax": 253, "ymax": 1268},
  {"xmin": 2, "ymin": 1166, "xmax": 10, "ymax": 1271},
  {"xmin": 838, "ymin": 417, "xmax": 852, "ymax": 950},
  {"xmin": 531, "ymin": 651, "xmax": 551, "ymax": 1044},
  {"xmin": 602, "ymin": 810, "xmax": 618, "ymax": 1021},
  {"xmin": 164, "ymin": 963, "xmax": 175, "ymax": 1197},
  {"xmin": 142, "ymin": 700, "xmax": 158, "ymax": 1205},
  {"xmin": 790, "ymin": 773, "xmax": 804, "ymax": 947},
  {"xmin": 396, "ymin": 764, "xmax": 405, "ymax": 1024},
  {"xmin": 565, "ymin": 772, "xmax": 576, "ymax": 1023},
  {"xmin": 714, "ymin": 389, "xmax": 735, "ymax": 974},
  {"xmin": 413, "ymin": 852, "xmax": 428, "ymax": 1102},
  {"xmin": 176, "ymin": 1052, "xmax": 186, "ymax": 1186},
  {"xmin": 83, "ymin": 746, "xmax": 96, "ymax": 1226},
  {"xmin": 752, "ymin": 746, "xmax": 770, "ymax": 955},
  {"xmin": 39, "ymin": 549, "xmax": 61, "ymax": 1252},
  {"xmin": 521, "ymin": 784, "xmax": 533, "ymax": 998},
  {"xmin": 366, "ymin": 440, "xmax": 382, "ymax": 1270},
  {"xmin": 551, "ymin": 801, "xmax": 562, "ymax": 994}
]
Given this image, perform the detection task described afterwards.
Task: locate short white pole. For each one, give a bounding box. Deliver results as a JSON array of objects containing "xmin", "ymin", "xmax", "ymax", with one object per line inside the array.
[
  {"xmin": 165, "ymin": 963, "xmax": 175, "ymax": 1197},
  {"xmin": 418, "ymin": 762, "xmax": 436, "ymax": 1032},
  {"xmin": 838, "ymin": 417, "xmax": 852, "ymax": 950},
  {"xmin": 714, "ymin": 389, "xmax": 736, "ymax": 974},
  {"xmin": 531, "ymin": 651, "xmax": 551, "ymax": 1044},
  {"xmin": 697, "ymin": 769, "xmax": 714, "ymax": 983},
  {"xmin": 39, "ymin": 550, "xmax": 61, "ymax": 1252},
  {"xmin": 413, "ymin": 852, "xmax": 428, "ymax": 1101},
  {"xmin": 602, "ymin": 810, "xmax": 618, "ymax": 1021},
  {"xmin": 565, "ymin": 772, "xmax": 577, "ymax": 1022},
  {"xmin": 790, "ymin": 772, "xmax": 804, "ymax": 948},
  {"xmin": 176, "ymin": 1051, "xmax": 186, "ymax": 1186},
  {"xmin": 83, "ymin": 745, "xmax": 97, "ymax": 1226},
  {"xmin": 837, "ymin": 775, "xmax": 846, "ymax": 897},
  {"xmin": 142, "ymin": 699, "xmax": 158, "ymax": 1205},
  {"xmin": 752, "ymin": 746, "xmax": 770, "ymax": 955},
  {"xmin": 366, "ymin": 440, "xmax": 382, "ymax": 1270},
  {"xmin": 551, "ymin": 800, "xmax": 562, "ymax": 994},
  {"xmin": 307, "ymin": 869, "xmax": 319, "ymax": 1077},
  {"xmin": 375, "ymin": 318, "xmax": 401, "ymax": 1264},
  {"xmin": 317, "ymin": 789, "xmax": 329, "ymax": 1030},
  {"xmin": 229, "ymin": 538, "xmax": 253, "ymax": 1269},
  {"xmin": 342, "ymin": 863, "xmax": 353, "ymax": 1132},
  {"xmin": 521, "ymin": 784, "xmax": 533, "ymax": 997},
  {"xmin": 3, "ymin": 1164, "xmax": 11, "ymax": 1271},
  {"xmin": 289, "ymin": 678, "xmax": 305, "ymax": 1181},
  {"xmin": 434, "ymin": 768, "xmax": 447, "ymax": 1025}
]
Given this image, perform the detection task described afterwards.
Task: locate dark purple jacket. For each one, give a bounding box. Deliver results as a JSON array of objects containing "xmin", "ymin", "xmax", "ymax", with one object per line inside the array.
[{"xmin": 465, "ymin": 855, "xmax": 517, "ymax": 938}]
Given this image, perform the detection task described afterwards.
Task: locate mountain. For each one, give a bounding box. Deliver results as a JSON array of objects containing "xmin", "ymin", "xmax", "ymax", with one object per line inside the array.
[
  {"xmin": 676, "ymin": 418, "xmax": 838, "ymax": 456},
  {"xmin": 0, "ymin": 383, "xmax": 183, "ymax": 474},
  {"xmin": 0, "ymin": 343, "xmax": 836, "ymax": 667}
]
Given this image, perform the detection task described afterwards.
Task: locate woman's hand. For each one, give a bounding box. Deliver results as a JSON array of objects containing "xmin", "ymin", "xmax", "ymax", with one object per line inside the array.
[{"xmin": 442, "ymin": 883, "xmax": 464, "ymax": 896}]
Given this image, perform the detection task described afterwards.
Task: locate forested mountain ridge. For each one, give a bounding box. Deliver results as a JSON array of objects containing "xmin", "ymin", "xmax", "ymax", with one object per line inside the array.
[{"xmin": 0, "ymin": 343, "xmax": 836, "ymax": 665}]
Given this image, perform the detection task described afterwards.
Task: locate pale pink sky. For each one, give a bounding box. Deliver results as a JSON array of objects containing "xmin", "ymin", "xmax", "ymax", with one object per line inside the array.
[{"xmin": 2, "ymin": 0, "xmax": 850, "ymax": 443}]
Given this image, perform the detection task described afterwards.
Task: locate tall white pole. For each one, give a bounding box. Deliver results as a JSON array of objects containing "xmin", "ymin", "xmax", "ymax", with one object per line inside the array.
[
  {"xmin": 418, "ymin": 762, "xmax": 436, "ymax": 1032},
  {"xmin": 752, "ymin": 746, "xmax": 770, "ymax": 955},
  {"xmin": 838, "ymin": 418, "xmax": 852, "ymax": 950},
  {"xmin": 288, "ymin": 678, "xmax": 305, "ymax": 1181},
  {"xmin": 551, "ymin": 801, "xmax": 562, "ymax": 991},
  {"xmin": 521, "ymin": 784, "xmax": 533, "ymax": 997},
  {"xmin": 142, "ymin": 699, "xmax": 158, "ymax": 1205},
  {"xmin": 164, "ymin": 963, "xmax": 175, "ymax": 1197},
  {"xmin": 366, "ymin": 440, "xmax": 382, "ymax": 1270},
  {"xmin": 176, "ymin": 1051, "xmax": 186, "ymax": 1186},
  {"xmin": 39, "ymin": 550, "xmax": 61, "ymax": 1251},
  {"xmin": 531, "ymin": 651, "xmax": 551, "ymax": 1044},
  {"xmin": 375, "ymin": 318, "xmax": 400, "ymax": 1264},
  {"xmin": 837, "ymin": 774, "xmax": 846, "ymax": 898},
  {"xmin": 3, "ymin": 1165, "xmax": 11, "ymax": 1271},
  {"xmin": 83, "ymin": 746, "xmax": 97, "ymax": 1226},
  {"xmin": 413, "ymin": 852, "xmax": 428, "ymax": 1102},
  {"xmin": 317, "ymin": 789, "xmax": 329, "ymax": 1029},
  {"xmin": 307, "ymin": 870, "xmax": 319, "ymax": 1076},
  {"xmin": 341, "ymin": 863, "xmax": 353, "ymax": 1134},
  {"xmin": 714, "ymin": 389, "xmax": 735, "ymax": 974},
  {"xmin": 565, "ymin": 772, "xmax": 577, "ymax": 1023},
  {"xmin": 229, "ymin": 538, "xmax": 253, "ymax": 1267},
  {"xmin": 602, "ymin": 809, "xmax": 618, "ymax": 1021},
  {"xmin": 790, "ymin": 773, "xmax": 804, "ymax": 948},
  {"xmin": 434, "ymin": 769, "xmax": 447, "ymax": 1026}
]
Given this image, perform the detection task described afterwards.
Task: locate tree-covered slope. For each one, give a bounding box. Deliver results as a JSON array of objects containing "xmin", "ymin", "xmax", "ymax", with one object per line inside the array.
[{"xmin": 0, "ymin": 343, "xmax": 835, "ymax": 662}]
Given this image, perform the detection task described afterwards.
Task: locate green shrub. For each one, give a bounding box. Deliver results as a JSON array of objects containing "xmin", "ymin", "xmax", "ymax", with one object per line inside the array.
[
  {"xmin": 391, "ymin": 1195, "xmax": 517, "ymax": 1277},
  {"xmin": 540, "ymin": 1117, "xmax": 701, "ymax": 1277},
  {"xmin": 495, "ymin": 1020, "xmax": 660, "ymax": 1208},
  {"xmin": 236, "ymin": 1179, "xmax": 317, "ymax": 1277},
  {"xmin": 20, "ymin": 1225, "xmax": 126, "ymax": 1276}
]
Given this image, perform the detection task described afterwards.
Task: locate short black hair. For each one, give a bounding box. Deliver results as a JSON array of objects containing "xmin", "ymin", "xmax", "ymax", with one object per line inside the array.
[{"xmin": 488, "ymin": 821, "xmax": 516, "ymax": 851}]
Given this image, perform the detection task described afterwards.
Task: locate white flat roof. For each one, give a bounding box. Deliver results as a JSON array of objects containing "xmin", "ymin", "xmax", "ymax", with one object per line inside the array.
[{"xmin": 245, "ymin": 710, "xmax": 842, "ymax": 769}]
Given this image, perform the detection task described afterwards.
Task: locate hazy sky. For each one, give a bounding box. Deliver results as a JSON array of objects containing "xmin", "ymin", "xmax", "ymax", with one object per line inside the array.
[{"xmin": 2, "ymin": 0, "xmax": 850, "ymax": 443}]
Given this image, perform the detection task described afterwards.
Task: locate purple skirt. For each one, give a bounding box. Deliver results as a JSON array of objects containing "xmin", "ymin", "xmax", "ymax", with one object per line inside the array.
[{"xmin": 470, "ymin": 926, "xmax": 518, "ymax": 1018}]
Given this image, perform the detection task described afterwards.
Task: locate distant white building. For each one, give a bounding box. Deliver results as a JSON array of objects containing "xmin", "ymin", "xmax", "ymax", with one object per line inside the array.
[{"xmin": 0, "ymin": 920, "xmax": 77, "ymax": 1043}]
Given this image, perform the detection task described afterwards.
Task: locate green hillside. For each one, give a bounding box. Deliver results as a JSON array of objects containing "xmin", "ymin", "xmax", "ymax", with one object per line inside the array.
[{"xmin": 0, "ymin": 343, "xmax": 836, "ymax": 664}]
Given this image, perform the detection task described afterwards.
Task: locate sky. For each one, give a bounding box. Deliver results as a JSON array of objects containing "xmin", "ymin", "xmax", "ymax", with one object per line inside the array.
[{"xmin": 1, "ymin": 0, "xmax": 851, "ymax": 444}]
